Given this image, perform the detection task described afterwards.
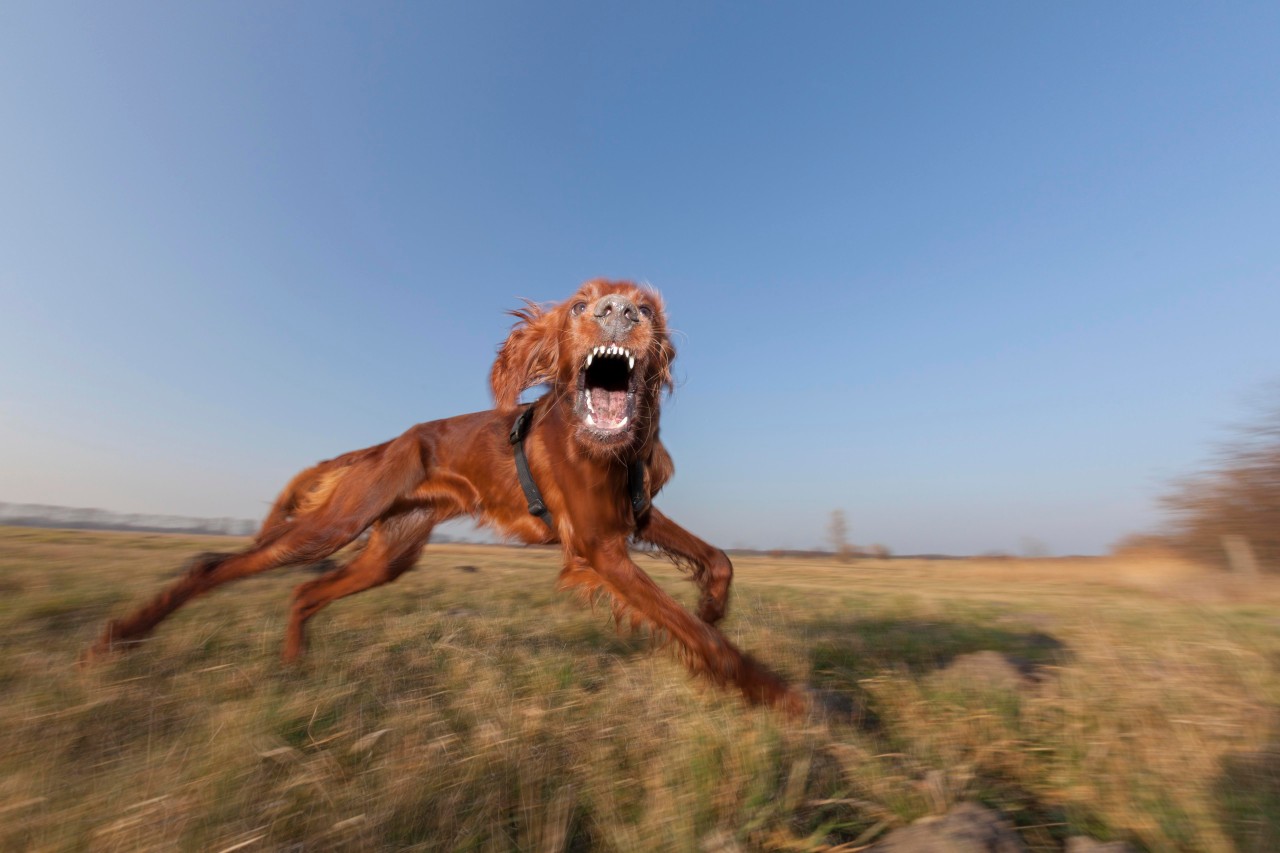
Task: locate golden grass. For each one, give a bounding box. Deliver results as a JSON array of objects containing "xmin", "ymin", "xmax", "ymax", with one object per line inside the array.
[{"xmin": 0, "ymin": 526, "xmax": 1276, "ymax": 851}]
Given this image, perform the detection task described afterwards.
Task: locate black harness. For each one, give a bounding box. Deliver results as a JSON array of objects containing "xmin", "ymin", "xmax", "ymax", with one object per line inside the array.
[{"xmin": 508, "ymin": 404, "xmax": 650, "ymax": 533}]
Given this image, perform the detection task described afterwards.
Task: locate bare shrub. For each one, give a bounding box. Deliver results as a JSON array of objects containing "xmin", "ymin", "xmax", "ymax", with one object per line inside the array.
[
  {"xmin": 1161, "ymin": 390, "xmax": 1280, "ymax": 572},
  {"xmin": 828, "ymin": 509, "xmax": 856, "ymax": 562}
]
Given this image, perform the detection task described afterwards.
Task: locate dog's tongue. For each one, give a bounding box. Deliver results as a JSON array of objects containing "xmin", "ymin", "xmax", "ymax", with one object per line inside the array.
[{"xmin": 589, "ymin": 388, "xmax": 628, "ymax": 428}]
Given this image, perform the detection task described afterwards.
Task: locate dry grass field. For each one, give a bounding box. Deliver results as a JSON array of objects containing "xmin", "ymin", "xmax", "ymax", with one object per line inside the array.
[{"xmin": 0, "ymin": 525, "xmax": 1276, "ymax": 851}]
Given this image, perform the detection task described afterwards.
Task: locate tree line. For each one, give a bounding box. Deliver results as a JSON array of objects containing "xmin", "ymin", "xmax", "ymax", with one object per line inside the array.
[{"xmin": 0, "ymin": 502, "xmax": 259, "ymax": 537}]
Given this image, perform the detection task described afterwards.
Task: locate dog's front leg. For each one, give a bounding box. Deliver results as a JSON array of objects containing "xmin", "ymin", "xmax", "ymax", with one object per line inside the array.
[
  {"xmin": 634, "ymin": 507, "xmax": 733, "ymax": 624},
  {"xmin": 565, "ymin": 540, "xmax": 805, "ymax": 715}
]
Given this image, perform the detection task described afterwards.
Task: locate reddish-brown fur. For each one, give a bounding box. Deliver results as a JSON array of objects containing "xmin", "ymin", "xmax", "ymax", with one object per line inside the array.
[{"xmin": 85, "ymin": 280, "xmax": 805, "ymax": 714}]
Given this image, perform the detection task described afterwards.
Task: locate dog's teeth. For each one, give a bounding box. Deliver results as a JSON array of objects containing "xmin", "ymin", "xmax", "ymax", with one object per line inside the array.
[
  {"xmin": 594, "ymin": 343, "xmax": 643, "ymax": 361},
  {"xmin": 628, "ymin": 356, "xmax": 635, "ymax": 370},
  {"xmin": 586, "ymin": 353, "xmax": 593, "ymax": 368}
]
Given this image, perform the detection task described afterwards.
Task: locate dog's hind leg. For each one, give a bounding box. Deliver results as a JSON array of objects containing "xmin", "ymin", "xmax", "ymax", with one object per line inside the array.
[
  {"xmin": 635, "ymin": 507, "xmax": 734, "ymax": 625},
  {"xmin": 84, "ymin": 516, "xmax": 370, "ymax": 660},
  {"xmin": 282, "ymin": 508, "xmax": 435, "ymax": 662},
  {"xmin": 84, "ymin": 434, "xmax": 427, "ymax": 662}
]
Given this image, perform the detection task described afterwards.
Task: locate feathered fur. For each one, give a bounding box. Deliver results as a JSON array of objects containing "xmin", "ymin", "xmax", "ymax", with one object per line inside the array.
[{"xmin": 84, "ymin": 279, "xmax": 805, "ymax": 715}]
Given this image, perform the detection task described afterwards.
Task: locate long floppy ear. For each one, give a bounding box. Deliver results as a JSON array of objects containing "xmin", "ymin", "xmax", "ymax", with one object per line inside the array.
[
  {"xmin": 490, "ymin": 300, "xmax": 562, "ymax": 410},
  {"xmin": 650, "ymin": 332, "xmax": 676, "ymax": 398},
  {"xmin": 645, "ymin": 292, "xmax": 677, "ymax": 397},
  {"xmin": 645, "ymin": 439, "xmax": 676, "ymax": 497}
]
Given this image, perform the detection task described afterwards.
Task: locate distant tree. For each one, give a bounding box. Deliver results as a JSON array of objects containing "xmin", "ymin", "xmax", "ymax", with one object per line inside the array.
[
  {"xmin": 827, "ymin": 509, "xmax": 854, "ymax": 562},
  {"xmin": 1161, "ymin": 390, "xmax": 1280, "ymax": 572},
  {"xmin": 866, "ymin": 543, "xmax": 891, "ymax": 560},
  {"xmin": 1019, "ymin": 537, "xmax": 1049, "ymax": 559}
]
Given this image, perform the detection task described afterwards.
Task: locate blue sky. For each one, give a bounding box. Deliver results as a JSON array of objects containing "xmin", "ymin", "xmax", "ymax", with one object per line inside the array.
[{"xmin": 2, "ymin": 2, "xmax": 1277, "ymax": 554}]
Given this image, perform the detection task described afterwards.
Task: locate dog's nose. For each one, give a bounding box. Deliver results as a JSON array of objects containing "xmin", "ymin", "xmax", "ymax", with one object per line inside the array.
[{"xmin": 593, "ymin": 295, "xmax": 640, "ymax": 336}]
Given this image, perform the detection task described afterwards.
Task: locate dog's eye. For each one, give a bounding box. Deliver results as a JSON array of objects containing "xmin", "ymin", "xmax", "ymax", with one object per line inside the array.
[
  {"xmin": 639, "ymin": 305, "xmax": 653, "ymax": 319},
  {"xmin": 572, "ymin": 302, "xmax": 588, "ymax": 316}
]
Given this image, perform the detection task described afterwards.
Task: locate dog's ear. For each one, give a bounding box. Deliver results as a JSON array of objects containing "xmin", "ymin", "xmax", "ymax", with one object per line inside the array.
[
  {"xmin": 650, "ymin": 333, "xmax": 676, "ymax": 398},
  {"xmin": 645, "ymin": 440, "xmax": 675, "ymax": 497},
  {"xmin": 645, "ymin": 292, "xmax": 676, "ymax": 398},
  {"xmin": 491, "ymin": 300, "xmax": 561, "ymax": 410}
]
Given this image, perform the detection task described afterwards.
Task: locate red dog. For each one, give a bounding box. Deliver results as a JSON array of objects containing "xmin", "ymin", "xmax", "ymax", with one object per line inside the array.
[{"xmin": 86, "ymin": 280, "xmax": 804, "ymax": 713}]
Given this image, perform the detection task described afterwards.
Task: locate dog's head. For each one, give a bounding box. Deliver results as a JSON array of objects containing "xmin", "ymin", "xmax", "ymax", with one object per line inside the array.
[{"xmin": 491, "ymin": 280, "xmax": 675, "ymax": 451}]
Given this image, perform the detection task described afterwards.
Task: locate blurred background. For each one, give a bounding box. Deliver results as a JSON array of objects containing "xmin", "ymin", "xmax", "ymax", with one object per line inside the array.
[{"xmin": 2, "ymin": 2, "xmax": 1277, "ymax": 558}]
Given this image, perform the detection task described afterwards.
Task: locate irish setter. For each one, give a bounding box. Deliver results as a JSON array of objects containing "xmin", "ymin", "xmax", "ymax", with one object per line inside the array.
[{"xmin": 85, "ymin": 279, "xmax": 805, "ymax": 714}]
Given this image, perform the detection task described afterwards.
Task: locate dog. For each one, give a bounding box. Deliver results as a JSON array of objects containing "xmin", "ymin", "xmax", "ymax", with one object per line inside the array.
[{"xmin": 85, "ymin": 279, "xmax": 804, "ymax": 713}]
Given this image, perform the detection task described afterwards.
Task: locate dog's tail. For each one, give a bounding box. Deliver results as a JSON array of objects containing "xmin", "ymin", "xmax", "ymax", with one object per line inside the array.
[
  {"xmin": 254, "ymin": 442, "xmax": 393, "ymax": 546},
  {"xmin": 255, "ymin": 466, "xmax": 318, "ymax": 544}
]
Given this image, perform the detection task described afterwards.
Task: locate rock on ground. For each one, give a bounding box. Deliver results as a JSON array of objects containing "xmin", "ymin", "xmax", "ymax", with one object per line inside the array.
[{"xmin": 868, "ymin": 802, "xmax": 1027, "ymax": 852}]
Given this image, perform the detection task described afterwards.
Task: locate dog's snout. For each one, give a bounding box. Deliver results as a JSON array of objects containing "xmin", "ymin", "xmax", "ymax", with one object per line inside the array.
[{"xmin": 593, "ymin": 295, "xmax": 640, "ymax": 334}]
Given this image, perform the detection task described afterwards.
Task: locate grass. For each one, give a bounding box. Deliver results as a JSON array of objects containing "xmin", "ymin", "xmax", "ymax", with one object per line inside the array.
[{"xmin": 0, "ymin": 525, "xmax": 1277, "ymax": 851}]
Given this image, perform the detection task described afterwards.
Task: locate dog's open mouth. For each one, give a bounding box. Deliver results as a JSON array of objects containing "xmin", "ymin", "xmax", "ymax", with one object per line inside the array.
[{"xmin": 578, "ymin": 344, "xmax": 638, "ymax": 434}]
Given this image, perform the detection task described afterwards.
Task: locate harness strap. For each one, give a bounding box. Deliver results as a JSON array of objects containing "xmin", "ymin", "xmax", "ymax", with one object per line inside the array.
[
  {"xmin": 629, "ymin": 457, "xmax": 650, "ymax": 518},
  {"xmin": 508, "ymin": 404, "xmax": 650, "ymax": 533},
  {"xmin": 509, "ymin": 404, "xmax": 555, "ymax": 531}
]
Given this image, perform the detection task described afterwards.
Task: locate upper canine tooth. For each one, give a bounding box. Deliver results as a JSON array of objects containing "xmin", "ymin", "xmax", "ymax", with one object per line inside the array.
[
  {"xmin": 628, "ymin": 356, "xmax": 635, "ymax": 369},
  {"xmin": 586, "ymin": 353, "xmax": 593, "ymax": 367}
]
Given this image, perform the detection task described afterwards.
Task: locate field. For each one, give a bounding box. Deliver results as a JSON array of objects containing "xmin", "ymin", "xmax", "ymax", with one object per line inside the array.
[{"xmin": 0, "ymin": 526, "xmax": 1276, "ymax": 851}]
